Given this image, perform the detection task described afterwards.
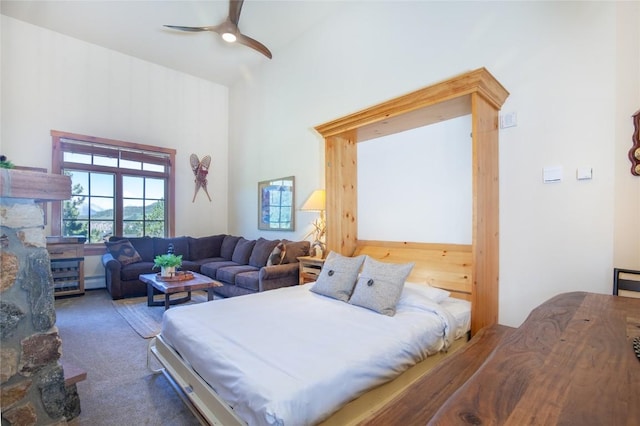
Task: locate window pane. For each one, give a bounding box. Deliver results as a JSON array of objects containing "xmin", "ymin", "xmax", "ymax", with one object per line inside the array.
[
  {"xmin": 67, "ymin": 171, "xmax": 89, "ymax": 196},
  {"xmin": 93, "ymin": 155, "xmax": 118, "ymax": 167},
  {"xmin": 90, "ymin": 221, "xmax": 114, "ymax": 243},
  {"xmin": 123, "ymin": 199, "xmax": 144, "ymax": 220},
  {"xmin": 123, "ymin": 221, "xmax": 144, "ymax": 238},
  {"xmin": 90, "ymin": 173, "xmax": 114, "ymax": 197},
  {"xmin": 145, "ymin": 178, "xmax": 165, "ymax": 199},
  {"xmin": 63, "ymin": 219, "xmax": 87, "ymax": 238},
  {"xmin": 120, "ymin": 159, "xmax": 141, "ymax": 170},
  {"xmin": 91, "ymin": 196, "xmax": 114, "ymax": 220},
  {"xmin": 145, "ymin": 221, "xmax": 164, "ymax": 237},
  {"xmin": 143, "ymin": 163, "xmax": 164, "ymax": 173},
  {"xmin": 64, "ymin": 152, "xmax": 91, "ymax": 164},
  {"xmin": 123, "ymin": 176, "xmax": 144, "ymax": 198}
]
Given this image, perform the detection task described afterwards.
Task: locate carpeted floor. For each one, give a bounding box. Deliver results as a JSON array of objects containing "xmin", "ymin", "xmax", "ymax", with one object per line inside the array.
[
  {"xmin": 55, "ymin": 289, "xmax": 201, "ymax": 425},
  {"xmin": 112, "ymin": 292, "xmax": 208, "ymax": 338}
]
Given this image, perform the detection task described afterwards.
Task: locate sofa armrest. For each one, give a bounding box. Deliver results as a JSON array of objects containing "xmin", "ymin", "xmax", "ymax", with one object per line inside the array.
[
  {"xmin": 259, "ymin": 263, "xmax": 300, "ymax": 292},
  {"xmin": 259, "ymin": 263, "xmax": 299, "ymax": 280},
  {"xmin": 101, "ymin": 253, "xmax": 124, "ymax": 299}
]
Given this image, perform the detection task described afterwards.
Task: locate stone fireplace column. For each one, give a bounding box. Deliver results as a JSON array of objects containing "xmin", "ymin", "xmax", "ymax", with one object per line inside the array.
[{"xmin": 0, "ymin": 169, "xmax": 76, "ymax": 425}]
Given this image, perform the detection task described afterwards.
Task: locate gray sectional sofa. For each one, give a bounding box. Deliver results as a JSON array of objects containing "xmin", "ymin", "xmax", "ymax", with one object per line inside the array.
[{"xmin": 101, "ymin": 234, "xmax": 310, "ymax": 299}]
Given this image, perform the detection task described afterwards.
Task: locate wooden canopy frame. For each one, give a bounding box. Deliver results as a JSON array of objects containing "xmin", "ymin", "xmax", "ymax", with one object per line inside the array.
[{"xmin": 314, "ymin": 68, "xmax": 509, "ymax": 334}]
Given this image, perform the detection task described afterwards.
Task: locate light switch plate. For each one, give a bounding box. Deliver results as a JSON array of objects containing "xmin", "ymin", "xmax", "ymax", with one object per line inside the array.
[
  {"xmin": 543, "ymin": 166, "xmax": 563, "ymax": 183},
  {"xmin": 500, "ymin": 112, "xmax": 517, "ymax": 129},
  {"xmin": 576, "ymin": 167, "xmax": 593, "ymax": 180}
]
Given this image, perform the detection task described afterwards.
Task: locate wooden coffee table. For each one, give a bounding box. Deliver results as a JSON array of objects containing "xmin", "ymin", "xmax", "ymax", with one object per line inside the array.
[{"xmin": 140, "ymin": 272, "xmax": 222, "ymax": 310}]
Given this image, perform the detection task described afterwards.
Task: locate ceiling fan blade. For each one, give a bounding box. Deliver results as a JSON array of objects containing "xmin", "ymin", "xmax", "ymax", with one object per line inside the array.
[
  {"xmin": 229, "ymin": 0, "xmax": 245, "ymax": 26},
  {"xmin": 164, "ymin": 25, "xmax": 214, "ymax": 33},
  {"xmin": 236, "ymin": 33, "xmax": 272, "ymax": 59}
]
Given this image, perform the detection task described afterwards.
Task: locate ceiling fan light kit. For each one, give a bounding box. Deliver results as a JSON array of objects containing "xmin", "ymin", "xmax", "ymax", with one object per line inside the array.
[
  {"xmin": 164, "ymin": 0, "xmax": 272, "ymax": 59},
  {"xmin": 222, "ymin": 32, "xmax": 237, "ymax": 43}
]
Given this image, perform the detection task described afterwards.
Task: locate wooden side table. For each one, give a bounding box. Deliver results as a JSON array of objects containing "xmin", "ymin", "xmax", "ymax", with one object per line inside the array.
[{"xmin": 297, "ymin": 256, "xmax": 325, "ymax": 284}]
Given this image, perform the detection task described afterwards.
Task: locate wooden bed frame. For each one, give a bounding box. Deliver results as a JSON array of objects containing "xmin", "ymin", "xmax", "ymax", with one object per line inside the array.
[
  {"xmin": 148, "ymin": 240, "xmax": 473, "ymax": 425},
  {"xmin": 148, "ymin": 69, "xmax": 508, "ymax": 425}
]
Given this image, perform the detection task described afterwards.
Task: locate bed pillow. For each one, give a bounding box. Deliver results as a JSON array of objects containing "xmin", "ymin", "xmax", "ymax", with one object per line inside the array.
[
  {"xmin": 310, "ymin": 251, "xmax": 365, "ymax": 302},
  {"xmin": 348, "ymin": 257, "xmax": 414, "ymax": 316},
  {"xmin": 105, "ymin": 239, "xmax": 142, "ymax": 265},
  {"xmin": 399, "ymin": 282, "xmax": 452, "ymax": 305}
]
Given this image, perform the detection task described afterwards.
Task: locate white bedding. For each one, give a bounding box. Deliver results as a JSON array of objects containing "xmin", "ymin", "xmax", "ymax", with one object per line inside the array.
[{"xmin": 160, "ymin": 283, "xmax": 470, "ymax": 426}]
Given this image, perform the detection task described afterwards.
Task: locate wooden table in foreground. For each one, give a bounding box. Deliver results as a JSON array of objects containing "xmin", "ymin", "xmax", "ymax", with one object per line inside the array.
[
  {"xmin": 363, "ymin": 292, "xmax": 640, "ymax": 426},
  {"xmin": 140, "ymin": 272, "xmax": 221, "ymax": 310}
]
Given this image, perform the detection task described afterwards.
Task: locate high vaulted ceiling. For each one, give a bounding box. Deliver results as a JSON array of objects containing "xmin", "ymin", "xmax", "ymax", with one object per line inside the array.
[{"xmin": 1, "ymin": 0, "xmax": 341, "ymax": 87}]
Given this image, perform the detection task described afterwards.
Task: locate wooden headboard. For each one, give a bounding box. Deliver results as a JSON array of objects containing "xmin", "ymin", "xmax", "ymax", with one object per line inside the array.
[
  {"xmin": 315, "ymin": 68, "xmax": 509, "ymax": 334},
  {"xmin": 353, "ymin": 240, "xmax": 472, "ymax": 301}
]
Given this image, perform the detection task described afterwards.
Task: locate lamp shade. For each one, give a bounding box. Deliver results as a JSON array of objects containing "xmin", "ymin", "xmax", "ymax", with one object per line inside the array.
[{"xmin": 300, "ymin": 189, "xmax": 325, "ymax": 211}]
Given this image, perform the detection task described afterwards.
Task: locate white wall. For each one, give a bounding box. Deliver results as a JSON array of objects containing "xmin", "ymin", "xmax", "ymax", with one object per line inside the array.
[
  {"xmin": 1, "ymin": 16, "xmax": 230, "ymax": 286},
  {"xmin": 358, "ymin": 116, "xmax": 472, "ymax": 244},
  {"xmin": 229, "ymin": 1, "xmax": 640, "ymax": 327}
]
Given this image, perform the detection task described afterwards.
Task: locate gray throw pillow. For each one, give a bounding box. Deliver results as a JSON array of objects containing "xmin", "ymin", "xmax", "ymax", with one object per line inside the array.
[
  {"xmin": 348, "ymin": 257, "xmax": 414, "ymax": 316},
  {"xmin": 310, "ymin": 251, "xmax": 365, "ymax": 302}
]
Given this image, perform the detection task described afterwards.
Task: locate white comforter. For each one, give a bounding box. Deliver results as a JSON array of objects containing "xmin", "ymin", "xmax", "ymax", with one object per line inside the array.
[{"xmin": 160, "ymin": 283, "xmax": 468, "ymax": 426}]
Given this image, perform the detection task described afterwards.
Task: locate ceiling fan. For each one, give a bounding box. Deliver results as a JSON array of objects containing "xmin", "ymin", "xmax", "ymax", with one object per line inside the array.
[{"xmin": 164, "ymin": 0, "xmax": 272, "ymax": 59}]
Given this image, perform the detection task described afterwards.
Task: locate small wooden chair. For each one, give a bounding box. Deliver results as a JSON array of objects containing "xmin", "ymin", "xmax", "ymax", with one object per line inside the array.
[{"xmin": 613, "ymin": 268, "xmax": 640, "ymax": 298}]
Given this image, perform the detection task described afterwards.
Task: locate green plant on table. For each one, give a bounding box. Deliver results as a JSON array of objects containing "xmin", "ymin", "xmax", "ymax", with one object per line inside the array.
[{"xmin": 153, "ymin": 253, "xmax": 183, "ymax": 269}]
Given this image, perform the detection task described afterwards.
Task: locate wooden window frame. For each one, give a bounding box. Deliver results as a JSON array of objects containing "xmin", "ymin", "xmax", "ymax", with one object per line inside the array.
[{"xmin": 51, "ymin": 130, "xmax": 176, "ymax": 256}]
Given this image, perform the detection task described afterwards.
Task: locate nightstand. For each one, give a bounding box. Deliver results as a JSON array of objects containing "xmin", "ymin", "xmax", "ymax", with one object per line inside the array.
[{"xmin": 297, "ymin": 256, "xmax": 325, "ymax": 284}]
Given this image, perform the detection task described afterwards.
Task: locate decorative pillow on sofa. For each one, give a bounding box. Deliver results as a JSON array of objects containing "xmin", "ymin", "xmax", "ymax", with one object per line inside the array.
[
  {"xmin": 232, "ymin": 238, "xmax": 256, "ymax": 264},
  {"xmin": 105, "ymin": 239, "xmax": 143, "ymax": 266},
  {"xmin": 310, "ymin": 251, "xmax": 365, "ymax": 302},
  {"xmin": 348, "ymin": 257, "xmax": 414, "ymax": 316},
  {"xmin": 266, "ymin": 242, "xmax": 286, "ymax": 266},
  {"xmin": 249, "ymin": 238, "xmax": 280, "ymax": 268}
]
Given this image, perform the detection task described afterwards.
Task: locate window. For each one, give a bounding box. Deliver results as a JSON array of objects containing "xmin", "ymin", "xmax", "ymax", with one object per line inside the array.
[{"xmin": 51, "ymin": 131, "xmax": 175, "ymax": 253}]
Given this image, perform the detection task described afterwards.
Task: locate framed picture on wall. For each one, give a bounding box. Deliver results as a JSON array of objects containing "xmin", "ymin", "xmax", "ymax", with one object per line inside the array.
[{"xmin": 258, "ymin": 176, "xmax": 295, "ymax": 231}]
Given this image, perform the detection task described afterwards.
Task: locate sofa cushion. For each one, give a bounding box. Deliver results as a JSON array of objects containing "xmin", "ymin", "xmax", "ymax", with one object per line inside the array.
[
  {"xmin": 109, "ymin": 236, "xmax": 154, "ymax": 262},
  {"xmin": 179, "ymin": 260, "xmax": 201, "ymax": 273},
  {"xmin": 235, "ymin": 271, "xmax": 260, "ymax": 292},
  {"xmin": 249, "ymin": 238, "xmax": 280, "ymax": 268},
  {"xmin": 200, "ymin": 261, "xmax": 239, "ymax": 279},
  {"xmin": 282, "ymin": 240, "xmax": 310, "ymax": 264},
  {"xmin": 232, "ymin": 238, "xmax": 256, "ymax": 264},
  {"xmin": 221, "ymin": 235, "xmax": 241, "ymax": 260},
  {"xmin": 188, "ymin": 234, "xmax": 225, "ymax": 260},
  {"xmin": 105, "ymin": 239, "xmax": 143, "ymax": 265},
  {"xmin": 217, "ymin": 265, "xmax": 259, "ymax": 286},
  {"xmin": 267, "ymin": 242, "xmax": 286, "ymax": 266},
  {"xmin": 154, "ymin": 237, "xmax": 190, "ymax": 259}
]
